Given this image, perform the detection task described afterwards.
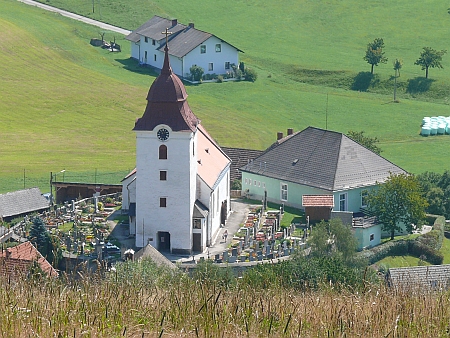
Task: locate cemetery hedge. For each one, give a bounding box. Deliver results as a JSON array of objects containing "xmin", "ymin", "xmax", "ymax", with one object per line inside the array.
[{"xmin": 363, "ymin": 216, "xmax": 446, "ymax": 265}]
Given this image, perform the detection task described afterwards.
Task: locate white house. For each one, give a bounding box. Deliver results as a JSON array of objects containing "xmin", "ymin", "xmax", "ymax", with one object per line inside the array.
[
  {"xmin": 122, "ymin": 43, "xmax": 231, "ymax": 254},
  {"xmin": 125, "ymin": 16, "xmax": 243, "ymax": 79}
]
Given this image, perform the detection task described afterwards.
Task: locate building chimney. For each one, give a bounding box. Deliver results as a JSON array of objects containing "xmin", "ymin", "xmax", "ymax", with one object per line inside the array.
[
  {"xmin": 189, "ymin": 22, "xmax": 194, "ymax": 28},
  {"xmin": 172, "ymin": 19, "xmax": 178, "ymax": 27},
  {"xmin": 277, "ymin": 132, "xmax": 284, "ymax": 140},
  {"xmin": 287, "ymin": 128, "xmax": 293, "ymax": 135}
]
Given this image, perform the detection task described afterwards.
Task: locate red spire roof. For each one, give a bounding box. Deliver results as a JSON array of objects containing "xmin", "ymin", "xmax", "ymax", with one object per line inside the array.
[{"xmin": 133, "ymin": 44, "xmax": 198, "ymax": 132}]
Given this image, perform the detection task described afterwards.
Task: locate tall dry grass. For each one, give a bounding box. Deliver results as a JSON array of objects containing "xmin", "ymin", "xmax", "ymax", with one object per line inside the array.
[{"xmin": 1, "ymin": 264, "xmax": 450, "ymax": 337}]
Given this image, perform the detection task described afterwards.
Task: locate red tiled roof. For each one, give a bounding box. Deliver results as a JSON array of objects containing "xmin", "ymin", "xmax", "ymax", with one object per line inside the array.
[
  {"xmin": 197, "ymin": 125, "xmax": 231, "ymax": 189},
  {"xmin": 0, "ymin": 241, "xmax": 58, "ymax": 277},
  {"xmin": 302, "ymin": 195, "xmax": 334, "ymax": 207}
]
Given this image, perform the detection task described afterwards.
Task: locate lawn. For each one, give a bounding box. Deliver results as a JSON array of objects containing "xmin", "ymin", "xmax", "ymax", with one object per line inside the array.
[
  {"xmin": 377, "ymin": 255, "xmax": 431, "ymax": 269},
  {"xmin": 2, "ymin": 0, "xmax": 450, "ymax": 194},
  {"xmin": 375, "ymin": 237, "xmax": 450, "ymax": 268}
]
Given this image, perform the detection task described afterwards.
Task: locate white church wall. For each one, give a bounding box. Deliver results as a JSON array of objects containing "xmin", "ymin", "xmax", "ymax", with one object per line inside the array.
[{"xmin": 135, "ymin": 127, "xmax": 196, "ymax": 254}]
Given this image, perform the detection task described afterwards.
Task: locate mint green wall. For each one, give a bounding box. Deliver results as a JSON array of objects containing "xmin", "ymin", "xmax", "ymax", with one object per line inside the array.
[
  {"xmin": 242, "ymin": 172, "xmax": 329, "ymax": 209},
  {"xmin": 333, "ymin": 186, "xmax": 376, "ymax": 213},
  {"xmin": 353, "ymin": 224, "xmax": 381, "ymax": 250},
  {"xmin": 242, "ymin": 172, "xmax": 378, "ymax": 212}
]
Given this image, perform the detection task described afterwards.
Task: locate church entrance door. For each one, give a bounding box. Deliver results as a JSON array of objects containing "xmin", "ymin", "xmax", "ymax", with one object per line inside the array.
[
  {"xmin": 158, "ymin": 232, "xmax": 171, "ymax": 252},
  {"xmin": 192, "ymin": 233, "xmax": 202, "ymax": 252}
]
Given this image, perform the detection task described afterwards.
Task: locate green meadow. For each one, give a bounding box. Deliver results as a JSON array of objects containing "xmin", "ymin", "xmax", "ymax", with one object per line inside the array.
[{"xmin": 1, "ymin": 0, "xmax": 450, "ymax": 194}]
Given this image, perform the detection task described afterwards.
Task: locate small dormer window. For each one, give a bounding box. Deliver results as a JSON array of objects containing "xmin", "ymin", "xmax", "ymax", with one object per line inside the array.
[
  {"xmin": 144, "ymin": 37, "xmax": 148, "ymax": 43},
  {"xmin": 200, "ymin": 45, "xmax": 206, "ymax": 54},
  {"xmin": 152, "ymin": 39, "xmax": 156, "ymax": 45},
  {"xmin": 215, "ymin": 44, "xmax": 221, "ymax": 52}
]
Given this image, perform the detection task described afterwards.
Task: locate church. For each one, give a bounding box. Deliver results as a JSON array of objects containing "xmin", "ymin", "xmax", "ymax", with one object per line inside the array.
[{"xmin": 122, "ymin": 35, "xmax": 231, "ymax": 254}]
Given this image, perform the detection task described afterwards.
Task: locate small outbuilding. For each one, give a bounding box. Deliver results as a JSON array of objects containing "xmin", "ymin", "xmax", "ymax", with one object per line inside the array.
[
  {"xmin": 302, "ymin": 195, "xmax": 334, "ymax": 222},
  {"xmin": 386, "ymin": 265, "xmax": 450, "ymax": 290},
  {"xmin": 0, "ymin": 187, "xmax": 49, "ymax": 222}
]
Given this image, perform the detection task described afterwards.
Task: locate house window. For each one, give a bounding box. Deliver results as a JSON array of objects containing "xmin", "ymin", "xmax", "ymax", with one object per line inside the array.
[
  {"xmin": 361, "ymin": 190, "xmax": 369, "ymax": 208},
  {"xmin": 249, "ymin": 180, "xmax": 252, "ymax": 186},
  {"xmin": 225, "ymin": 62, "xmax": 230, "ymax": 70},
  {"xmin": 160, "ymin": 197, "xmax": 167, "ymax": 207},
  {"xmin": 160, "ymin": 171, "xmax": 167, "ymax": 181},
  {"xmin": 144, "ymin": 37, "xmax": 148, "ymax": 43},
  {"xmin": 208, "ymin": 63, "xmax": 214, "ymax": 71},
  {"xmin": 339, "ymin": 193, "xmax": 347, "ymax": 211},
  {"xmin": 152, "ymin": 39, "xmax": 156, "ymax": 45},
  {"xmin": 245, "ymin": 178, "xmax": 248, "ymax": 185},
  {"xmin": 144, "ymin": 51, "xmax": 148, "ymax": 61},
  {"xmin": 281, "ymin": 183, "xmax": 288, "ymax": 201},
  {"xmin": 262, "ymin": 182, "xmax": 266, "ymax": 188},
  {"xmin": 253, "ymin": 180, "xmax": 256, "ymax": 186},
  {"xmin": 159, "ymin": 145, "xmax": 167, "ymax": 159},
  {"xmin": 200, "ymin": 45, "xmax": 206, "ymax": 54},
  {"xmin": 215, "ymin": 44, "xmax": 221, "ymax": 52},
  {"xmin": 258, "ymin": 181, "xmax": 261, "ymax": 187},
  {"xmin": 369, "ymin": 233, "xmax": 375, "ymax": 241},
  {"xmin": 154, "ymin": 54, "xmax": 157, "ymax": 62}
]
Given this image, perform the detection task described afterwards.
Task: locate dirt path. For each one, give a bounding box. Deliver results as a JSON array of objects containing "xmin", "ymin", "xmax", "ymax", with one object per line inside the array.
[{"xmin": 17, "ymin": 0, "xmax": 131, "ymax": 35}]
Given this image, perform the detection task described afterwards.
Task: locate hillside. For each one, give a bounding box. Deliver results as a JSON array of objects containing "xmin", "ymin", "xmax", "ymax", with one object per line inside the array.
[{"xmin": 1, "ymin": 0, "xmax": 450, "ymax": 193}]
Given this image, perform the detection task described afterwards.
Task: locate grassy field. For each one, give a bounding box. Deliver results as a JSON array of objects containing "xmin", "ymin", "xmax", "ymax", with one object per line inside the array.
[{"xmin": 1, "ymin": 0, "xmax": 450, "ymax": 194}]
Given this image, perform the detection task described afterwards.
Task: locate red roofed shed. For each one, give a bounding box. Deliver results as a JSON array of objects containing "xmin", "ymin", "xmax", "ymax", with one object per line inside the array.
[{"xmin": 302, "ymin": 195, "xmax": 334, "ymax": 222}]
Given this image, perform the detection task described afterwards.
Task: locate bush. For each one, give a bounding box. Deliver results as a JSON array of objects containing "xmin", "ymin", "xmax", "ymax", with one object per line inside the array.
[
  {"xmin": 231, "ymin": 179, "xmax": 241, "ymax": 190},
  {"xmin": 244, "ymin": 68, "xmax": 258, "ymax": 82},
  {"xmin": 216, "ymin": 75, "xmax": 224, "ymax": 83},
  {"xmin": 409, "ymin": 241, "xmax": 443, "ymax": 265},
  {"xmin": 189, "ymin": 65, "xmax": 204, "ymax": 81}
]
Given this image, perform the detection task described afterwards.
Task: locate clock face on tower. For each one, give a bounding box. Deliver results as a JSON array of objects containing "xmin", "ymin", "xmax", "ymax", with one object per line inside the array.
[{"xmin": 157, "ymin": 128, "xmax": 170, "ymax": 141}]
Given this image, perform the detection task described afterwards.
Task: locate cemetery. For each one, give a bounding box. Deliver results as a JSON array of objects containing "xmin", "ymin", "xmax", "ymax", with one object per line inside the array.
[
  {"xmin": 6, "ymin": 194, "xmax": 123, "ymax": 264},
  {"xmin": 206, "ymin": 203, "xmax": 309, "ymax": 265}
]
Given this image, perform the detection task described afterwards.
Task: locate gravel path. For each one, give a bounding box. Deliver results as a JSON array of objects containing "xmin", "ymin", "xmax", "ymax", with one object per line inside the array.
[{"xmin": 17, "ymin": 0, "xmax": 131, "ymax": 35}]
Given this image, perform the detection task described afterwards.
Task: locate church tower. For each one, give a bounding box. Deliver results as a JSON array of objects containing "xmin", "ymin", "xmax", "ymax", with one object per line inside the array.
[{"xmin": 133, "ymin": 32, "xmax": 199, "ymax": 254}]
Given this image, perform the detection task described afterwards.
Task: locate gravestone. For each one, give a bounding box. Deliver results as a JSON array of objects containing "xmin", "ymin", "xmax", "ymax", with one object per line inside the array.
[
  {"xmin": 240, "ymin": 255, "xmax": 247, "ymax": 262},
  {"xmin": 215, "ymin": 254, "xmax": 220, "ymax": 262},
  {"xmin": 228, "ymin": 256, "xmax": 236, "ymax": 263},
  {"xmin": 232, "ymin": 248, "xmax": 238, "ymax": 257},
  {"xmin": 257, "ymin": 255, "xmax": 263, "ymax": 261},
  {"xmin": 267, "ymin": 253, "xmax": 274, "ymax": 259},
  {"xmin": 284, "ymin": 249, "xmax": 289, "ymax": 256},
  {"xmin": 223, "ymin": 251, "xmax": 229, "ymax": 261},
  {"xmin": 257, "ymin": 250, "xmax": 262, "ymax": 257},
  {"xmin": 249, "ymin": 255, "xmax": 255, "ymax": 262}
]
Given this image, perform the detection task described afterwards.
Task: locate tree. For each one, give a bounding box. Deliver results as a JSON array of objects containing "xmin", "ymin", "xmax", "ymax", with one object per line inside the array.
[
  {"xmin": 189, "ymin": 65, "xmax": 204, "ymax": 81},
  {"xmin": 393, "ymin": 59, "xmax": 403, "ymax": 101},
  {"xmin": 414, "ymin": 47, "xmax": 447, "ymax": 79},
  {"xmin": 367, "ymin": 173, "xmax": 428, "ymax": 240},
  {"xmin": 347, "ymin": 130, "xmax": 382, "ymax": 154},
  {"xmin": 363, "ymin": 38, "xmax": 388, "ymax": 74},
  {"xmin": 309, "ymin": 218, "xmax": 357, "ymax": 262},
  {"xmin": 29, "ymin": 217, "xmax": 60, "ymax": 265}
]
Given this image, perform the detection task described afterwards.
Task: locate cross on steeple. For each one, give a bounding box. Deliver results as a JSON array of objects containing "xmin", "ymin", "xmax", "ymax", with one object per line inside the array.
[{"xmin": 162, "ymin": 27, "xmax": 172, "ymax": 50}]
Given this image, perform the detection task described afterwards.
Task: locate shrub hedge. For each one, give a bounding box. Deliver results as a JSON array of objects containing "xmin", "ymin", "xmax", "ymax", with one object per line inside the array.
[{"xmin": 361, "ymin": 217, "xmax": 446, "ymax": 265}]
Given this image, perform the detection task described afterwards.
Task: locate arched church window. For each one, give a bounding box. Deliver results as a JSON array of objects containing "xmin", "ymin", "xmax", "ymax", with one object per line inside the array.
[{"xmin": 159, "ymin": 145, "xmax": 167, "ymax": 159}]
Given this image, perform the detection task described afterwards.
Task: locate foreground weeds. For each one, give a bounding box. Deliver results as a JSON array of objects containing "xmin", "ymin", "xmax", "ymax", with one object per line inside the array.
[{"xmin": 1, "ymin": 264, "xmax": 450, "ymax": 337}]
